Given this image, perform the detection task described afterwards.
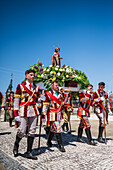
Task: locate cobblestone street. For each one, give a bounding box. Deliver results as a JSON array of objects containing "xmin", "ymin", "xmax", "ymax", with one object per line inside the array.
[{"xmin": 0, "ymin": 115, "xmax": 113, "ymax": 170}]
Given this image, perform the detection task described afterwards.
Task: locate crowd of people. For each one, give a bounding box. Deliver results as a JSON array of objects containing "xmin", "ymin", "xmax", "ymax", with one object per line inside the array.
[{"xmin": 0, "ymin": 69, "xmax": 112, "ymax": 160}]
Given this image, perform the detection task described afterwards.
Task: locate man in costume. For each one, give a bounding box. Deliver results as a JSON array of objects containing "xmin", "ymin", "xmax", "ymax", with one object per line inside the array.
[
  {"xmin": 6, "ymin": 91, "xmax": 14, "ymax": 127},
  {"xmin": 42, "ymin": 80, "xmax": 65, "ymax": 152},
  {"xmin": 51, "ymin": 48, "xmax": 62, "ymax": 67},
  {"xmin": 13, "ymin": 69, "xmax": 41, "ymax": 160},
  {"xmin": 77, "ymin": 84, "xmax": 97, "ymax": 145},
  {"xmin": 62, "ymin": 89, "xmax": 73, "ymax": 133},
  {"xmin": 108, "ymin": 97, "xmax": 112, "ymax": 115},
  {"xmin": 93, "ymin": 82, "xmax": 109, "ymax": 143},
  {"xmin": 0, "ymin": 91, "xmax": 4, "ymax": 117}
]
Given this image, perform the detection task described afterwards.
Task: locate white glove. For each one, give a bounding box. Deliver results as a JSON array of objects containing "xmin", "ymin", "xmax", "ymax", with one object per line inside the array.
[
  {"xmin": 100, "ymin": 96, "xmax": 105, "ymax": 101},
  {"xmin": 40, "ymin": 94, "xmax": 45, "ymax": 101},
  {"xmin": 1, "ymin": 108, "xmax": 4, "ymax": 111},
  {"xmin": 38, "ymin": 98, "xmax": 42, "ymax": 102},
  {"xmin": 15, "ymin": 116, "xmax": 21, "ymax": 122},
  {"xmin": 95, "ymin": 97, "xmax": 101, "ymax": 102},
  {"xmin": 42, "ymin": 118, "xmax": 46, "ymax": 123},
  {"xmin": 109, "ymin": 111, "xmax": 112, "ymax": 115}
]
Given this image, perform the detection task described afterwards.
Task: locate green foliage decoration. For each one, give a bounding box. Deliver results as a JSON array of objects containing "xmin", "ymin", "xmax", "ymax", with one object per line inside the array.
[{"xmin": 29, "ymin": 59, "xmax": 90, "ymax": 90}]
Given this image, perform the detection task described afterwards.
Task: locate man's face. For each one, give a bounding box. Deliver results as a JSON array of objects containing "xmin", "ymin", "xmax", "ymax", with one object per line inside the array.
[
  {"xmin": 10, "ymin": 93, "xmax": 14, "ymax": 97},
  {"xmin": 87, "ymin": 86, "xmax": 93, "ymax": 93},
  {"xmin": 52, "ymin": 82, "xmax": 59, "ymax": 92},
  {"xmin": 26, "ymin": 72, "xmax": 34, "ymax": 83},
  {"xmin": 99, "ymin": 85, "xmax": 105, "ymax": 91}
]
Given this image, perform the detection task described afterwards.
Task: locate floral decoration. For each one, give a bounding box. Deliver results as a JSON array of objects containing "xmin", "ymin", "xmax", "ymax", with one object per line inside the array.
[{"xmin": 29, "ymin": 58, "xmax": 90, "ymax": 90}]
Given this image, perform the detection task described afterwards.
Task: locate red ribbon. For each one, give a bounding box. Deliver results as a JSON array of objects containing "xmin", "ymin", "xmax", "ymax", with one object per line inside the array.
[
  {"xmin": 46, "ymin": 91, "xmax": 62, "ymax": 113},
  {"xmin": 20, "ymin": 102, "xmax": 36, "ymax": 106}
]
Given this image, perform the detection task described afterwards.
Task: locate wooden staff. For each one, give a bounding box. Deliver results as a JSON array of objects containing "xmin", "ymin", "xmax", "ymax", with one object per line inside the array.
[
  {"xmin": 102, "ymin": 101, "xmax": 107, "ymax": 144},
  {"xmin": 68, "ymin": 111, "xmax": 71, "ymax": 132},
  {"xmin": 38, "ymin": 101, "xmax": 43, "ymax": 152}
]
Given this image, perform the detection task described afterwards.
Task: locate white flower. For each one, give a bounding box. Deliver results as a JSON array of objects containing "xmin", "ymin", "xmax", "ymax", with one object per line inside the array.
[
  {"xmin": 59, "ymin": 68, "xmax": 63, "ymax": 72},
  {"xmin": 69, "ymin": 69, "xmax": 72, "ymax": 73},
  {"xmin": 66, "ymin": 69, "xmax": 70, "ymax": 73},
  {"xmin": 41, "ymin": 74, "xmax": 44, "ymax": 78},
  {"xmin": 74, "ymin": 75, "xmax": 78, "ymax": 78},
  {"xmin": 66, "ymin": 75, "xmax": 69, "ymax": 78},
  {"xmin": 62, "ymin": 68, "xmax": 65, "ymax": 71},
  {"xmin": 56, "ymin": 65, "xmax": 59, "ymax": 68},
  {"xmin": 50, "ymin": 71, "xmax": 54, "ymax": 75},
  {"xmin": 43, "ymin": 68, "xmax": 46, "ymax": 71},
  {"xmin": 47, "ymin": 69, "xmax": 50, "ymax": 72},
  {"xmin": 49, "ymin": 65, "xmax": 52, "ymax": 67},
  {"xmin": 57, "ymin": 72, "xmax": 60, "ymax": 76},
  {"xmin": 55, "ymin": 68, "xmax": 58, "ymax": 71}
]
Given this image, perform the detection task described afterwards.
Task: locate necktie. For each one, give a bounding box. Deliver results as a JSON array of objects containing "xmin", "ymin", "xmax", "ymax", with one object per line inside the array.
[{"xmin": 29, "ymin": 83, "xmax": 31, "ymax": 90}]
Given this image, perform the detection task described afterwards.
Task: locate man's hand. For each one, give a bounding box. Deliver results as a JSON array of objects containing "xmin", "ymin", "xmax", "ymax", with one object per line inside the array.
[
  {"xmin": 42, "ymin": 118, "xmax": 46, "ymax": 123},
  {"xmin": 100, "ymin": 96, "xmax": 105, "ymax": 101},
  {"xmin": 15, "ymin": 116, "xmax": 21, "ymax": 122}
]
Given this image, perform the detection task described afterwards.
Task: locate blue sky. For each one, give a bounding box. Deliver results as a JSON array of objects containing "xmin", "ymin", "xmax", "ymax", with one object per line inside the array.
[{"xmin": 0, "ymin": 0, "xmax": 113, "ymax": 95}]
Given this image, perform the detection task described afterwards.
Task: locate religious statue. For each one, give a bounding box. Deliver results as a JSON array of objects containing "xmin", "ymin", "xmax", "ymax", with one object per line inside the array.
[{"xmin": 51, "ymin": 48, "xmax": 63, "ymax": 67}]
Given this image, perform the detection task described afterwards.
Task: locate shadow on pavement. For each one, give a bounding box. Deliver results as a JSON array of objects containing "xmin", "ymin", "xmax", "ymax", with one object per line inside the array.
[
  {"xmin": 33, "ymin": 132, "xmax": 78, "ymax": 155},
  {"xmin": 15, "ymin": 133, "xmax": 113, "ymax": 158},
  {"xmin": 0, "ymin": 132, "xmax": 11, "ymax": 135}
]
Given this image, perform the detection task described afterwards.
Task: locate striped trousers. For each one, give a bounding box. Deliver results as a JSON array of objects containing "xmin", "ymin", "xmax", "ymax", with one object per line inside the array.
[
  {"xmin": 50, "ymin": 121, "xmax": 61, "ymax": 133},
  {"xmin": 79, "ymin": 115, "xmax": 91, "ymax": 129}
]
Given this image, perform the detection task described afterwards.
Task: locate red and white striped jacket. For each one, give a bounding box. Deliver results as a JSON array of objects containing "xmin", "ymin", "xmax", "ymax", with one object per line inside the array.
[
  {"xmin": 14, "ymin": 81, "xmax": 41, "ymax": 119},
  {"xmin": 43, "ymin": 89, "xmax": 63, "ymax": 125}
]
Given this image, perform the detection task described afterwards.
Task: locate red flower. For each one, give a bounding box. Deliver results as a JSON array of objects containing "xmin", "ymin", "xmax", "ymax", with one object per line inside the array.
[
  {"xmin": 39, "ymin": 67, "xmax": 43, "ymax": 72},
  {"xmin": 39, "ymin": 62, "xmax": 42, "ymax": 66},
  {"xmin": 34, "ymin": 65, "xmax": 38, "ymax": 69}
]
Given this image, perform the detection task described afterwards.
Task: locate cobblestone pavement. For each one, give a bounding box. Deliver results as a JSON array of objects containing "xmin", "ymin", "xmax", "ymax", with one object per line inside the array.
[{"xmin": 0, "ymin": 117, "xmax": 113, "ymax": 170}]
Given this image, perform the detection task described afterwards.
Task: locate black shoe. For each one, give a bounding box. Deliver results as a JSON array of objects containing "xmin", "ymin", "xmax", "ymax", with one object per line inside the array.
[
  {"xmin": 44, "ymin": 126, "xmax": 50, "ymax": 134},
  {"xmin": 77, "ymin": 138, "xmax": 85, "ymax": 143},
  {"xmin": 13, "ymin": 135, "xmax": 21, "ymax": 157},
  {"xmin": 98, "ymin": 137, "xmax": 105, "ymax": 143},
  {"xmin": 47, "ymin": 131, "xmax": 54, "ymax": 147},
  {"xmin": 67, "ymin": 131, "xmax": 71, "ymax": 134},
  {"xmin": 47, "ymin": 141, "xmax": 53, "ymax": 147},
  {"xmin": 55, "ymin": 133, "xmax": 66, "ymax": 152},
  {"xmin": 62, "ymin": 123, "xmax": 65, "ymax": 131},
  {"xmin": 26, "ymin": 151, "xmax": 37, "ymax": 160},
  {"xmin": 13, "ymin": 145, "xmax": 19, "ymax": 157},
  {"xmin": 98, "ymin": 127, "xmax": 104, "ymax": 143},
  {"xmin": 9, "ymin": 119, "xmax": 12, "ymax": 127},
  {"xmin": 88, "ymin": 140, "xmax": 97, "ymax": 146},
  {"xmin": 66, "ymin": 123, "xmax": 69, "ymax": 132},
  {"xmin": 58, "ymin": 145, "xmax": 66, "ymax": 152},
  {"xmin": 85, "ymin": 128, "xmax": 96, "ymax": 145},
  {"xmin": 26, "ymin": 136, "xmax": 37, "ymax": 159},
  {"xmin": 77, "ymin": 127, "xmax": 84, "ymax": 141}
]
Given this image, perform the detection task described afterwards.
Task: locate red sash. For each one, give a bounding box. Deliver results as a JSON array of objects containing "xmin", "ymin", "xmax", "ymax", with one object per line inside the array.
[
  {"xmin": 46, "ymin": 91, "xmax": 62, "ymax": 113},
  {"xmin": 10, "ymin": 97, "xmax": 14, "ymax": 103},
  {"xmin": 20, "ymin": 102, "xmax": 36, "ymax": 106},
  {"xmin": 21, "ymin": 83, "xmax": 37, "ymax": 101}
]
